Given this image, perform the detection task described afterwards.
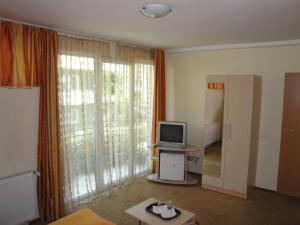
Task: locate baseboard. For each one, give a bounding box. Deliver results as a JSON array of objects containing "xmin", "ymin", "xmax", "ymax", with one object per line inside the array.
[{"xmin": 202, "ymin": 184, "xmax": 247, "ymax": 199}]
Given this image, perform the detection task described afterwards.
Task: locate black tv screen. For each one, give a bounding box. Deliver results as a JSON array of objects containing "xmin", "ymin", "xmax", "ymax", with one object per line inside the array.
[{"xmin": 160, "ymin": 124, "xmax": 183, "ymax": 143}]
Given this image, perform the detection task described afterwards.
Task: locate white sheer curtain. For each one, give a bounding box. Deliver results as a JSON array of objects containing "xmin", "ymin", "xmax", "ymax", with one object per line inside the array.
[{"xmin": 58, "ymin": 36, "xmax": 154, "ymax": 210}]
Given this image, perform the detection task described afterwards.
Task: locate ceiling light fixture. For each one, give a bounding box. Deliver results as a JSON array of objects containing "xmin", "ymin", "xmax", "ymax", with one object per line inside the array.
[{"xmin": 140, "ymin": 3, "xmax": 173, "ymax": 18}]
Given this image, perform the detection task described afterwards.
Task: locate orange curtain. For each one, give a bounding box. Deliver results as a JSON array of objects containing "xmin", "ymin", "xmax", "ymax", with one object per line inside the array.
[
  {"xmin": 151, "ymin": 49, "xmax": 166, "ymax": 172},
  {"xmin": 0, "ymin": 23, "xmax": 14, "ymax": 85},
  {"xmin": 0, "ymin": 22, "xmax": 64, "ymax": 222}
]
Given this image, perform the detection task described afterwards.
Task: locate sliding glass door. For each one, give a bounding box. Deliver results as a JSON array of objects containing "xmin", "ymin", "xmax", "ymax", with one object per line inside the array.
[{"xmin": 58, "ymin": 54, "xmax": 153, "ymax": 203}]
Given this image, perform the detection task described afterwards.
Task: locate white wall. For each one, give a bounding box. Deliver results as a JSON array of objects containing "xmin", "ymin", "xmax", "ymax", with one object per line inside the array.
[
  {"xmin": 165, "ymin": 44, "xmax": 300, "ymax": 191},
  {"xmin": 0, "ymin": 87, "xmax": 40, "ymax": 178}
]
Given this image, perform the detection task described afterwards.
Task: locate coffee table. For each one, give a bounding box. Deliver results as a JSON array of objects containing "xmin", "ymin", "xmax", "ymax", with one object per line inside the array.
[{"xmin": 125, "ymin": 198, "xmax": 196, "ymax": 225}]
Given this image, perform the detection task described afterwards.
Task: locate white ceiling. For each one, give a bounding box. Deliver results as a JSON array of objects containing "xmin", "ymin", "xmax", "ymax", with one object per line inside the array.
[{"xmin": 0, "ymin": 0, "xmax": 300, "ymax": 49}]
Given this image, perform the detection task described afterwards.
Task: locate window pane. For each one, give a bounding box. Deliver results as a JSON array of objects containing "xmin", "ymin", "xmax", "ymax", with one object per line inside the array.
[
  {"xmin": 59, "ymin": 55, "xmax": 97, "ymax": 199},
  {"xmin": 102, "ymin": 62, "xmax": 130, "ymax": 184},
  {"xmin": 134, "ymin": 63, "xmax": 154, "ymax": 174}
]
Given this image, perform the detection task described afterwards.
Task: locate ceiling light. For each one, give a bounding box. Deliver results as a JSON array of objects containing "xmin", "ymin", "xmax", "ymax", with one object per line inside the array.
[{"xmin": 140, "ymin": 3, "xmax": 173, "ymax": 18}]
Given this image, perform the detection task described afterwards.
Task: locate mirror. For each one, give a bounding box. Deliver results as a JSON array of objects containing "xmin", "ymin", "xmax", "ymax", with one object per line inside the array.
[{"xmin": 203, "ymin": 83, "xmax": 225, "ymax": 178}]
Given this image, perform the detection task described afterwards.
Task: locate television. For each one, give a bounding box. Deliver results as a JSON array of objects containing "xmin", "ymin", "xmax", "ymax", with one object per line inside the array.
[{"xmin": 157, "ymin": 121, "xmax": 187, "ymax": 148}]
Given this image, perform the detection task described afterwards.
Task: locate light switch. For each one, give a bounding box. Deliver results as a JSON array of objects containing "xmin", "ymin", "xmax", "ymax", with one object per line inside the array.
[{"xmin": 260, "ymin": 131, "xmax": 267, "ymax": 138}]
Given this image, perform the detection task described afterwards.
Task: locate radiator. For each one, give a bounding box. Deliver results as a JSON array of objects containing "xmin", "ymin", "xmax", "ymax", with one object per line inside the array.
[{"xmin": 0, "ymin": 171, "xmax": 39, "ymax": 225}]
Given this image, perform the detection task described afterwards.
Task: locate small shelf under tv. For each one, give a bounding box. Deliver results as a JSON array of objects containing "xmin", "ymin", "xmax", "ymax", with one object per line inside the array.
[
  {"xmin": 150, "ymin": 156, "xmax": 159, "ymax": 160},
  {"xmin": 147, "ymin": 145, "xmax": 200, "ymax": 185},
  {"xmin": 147, "ymin": 173, "xmax": 198, "ymax": 185}
]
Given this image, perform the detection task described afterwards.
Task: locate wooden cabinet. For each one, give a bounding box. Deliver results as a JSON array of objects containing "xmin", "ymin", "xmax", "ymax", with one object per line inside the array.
[{"xmin": 202, "ymin": 75, "xmax": 261, "ymax": 198}]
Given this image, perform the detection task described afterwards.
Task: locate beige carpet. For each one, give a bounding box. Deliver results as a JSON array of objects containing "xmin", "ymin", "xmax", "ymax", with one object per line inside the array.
[{"xmin": 74, "ymin": 174, "xmax": 300, "ymax": 225}]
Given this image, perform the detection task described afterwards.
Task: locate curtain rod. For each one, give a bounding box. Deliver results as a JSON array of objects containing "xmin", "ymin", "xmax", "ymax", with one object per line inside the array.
[{"xmin": 0, "ymin": 17, "xmax": 154, "ymax": 51}]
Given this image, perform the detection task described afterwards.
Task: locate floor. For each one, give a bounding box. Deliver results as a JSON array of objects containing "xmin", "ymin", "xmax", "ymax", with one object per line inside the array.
[
  {"xmin": 203, "ymin": 142, "xmax": 222, "ymax": 177},
  {"xmin": 72, "ymin": 174, "xmax": 300, "ymax": 225}
]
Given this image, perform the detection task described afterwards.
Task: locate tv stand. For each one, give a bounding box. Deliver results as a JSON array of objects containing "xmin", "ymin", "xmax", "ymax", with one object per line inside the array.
[{"xmin": 147, "ymin": 145, "xmax": 200, "ymax": 185}]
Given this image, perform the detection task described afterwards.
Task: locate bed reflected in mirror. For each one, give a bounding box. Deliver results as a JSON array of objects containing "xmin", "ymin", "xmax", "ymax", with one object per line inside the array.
[{"xmin": 203, "ymin": 83, "xmax": 224, "ymax": 178}]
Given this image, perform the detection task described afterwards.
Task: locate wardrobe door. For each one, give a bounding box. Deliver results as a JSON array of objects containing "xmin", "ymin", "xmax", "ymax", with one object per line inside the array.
[
  {"xmin": 223, "ymin": 75, "xmax": 254, "ymax": 195},
  {"xmin": 202, "ymin": 75, "xmax": 229, "ymax": 188}
]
